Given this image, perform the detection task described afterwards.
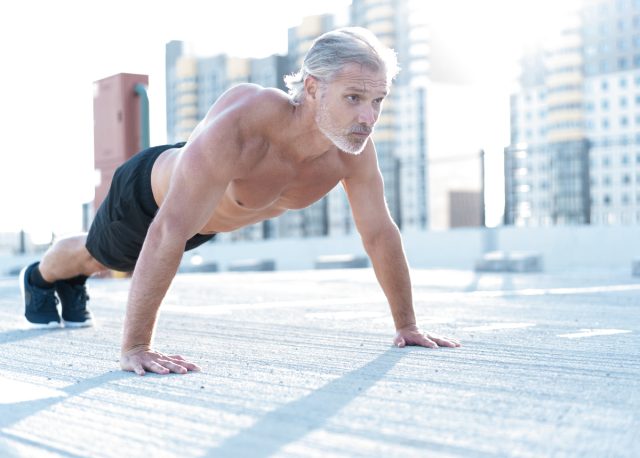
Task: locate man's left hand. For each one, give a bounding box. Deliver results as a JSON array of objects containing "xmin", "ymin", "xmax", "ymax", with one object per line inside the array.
[{"xmin": 394, "ymin": 324, "xmax": 461, "ymax": 348}]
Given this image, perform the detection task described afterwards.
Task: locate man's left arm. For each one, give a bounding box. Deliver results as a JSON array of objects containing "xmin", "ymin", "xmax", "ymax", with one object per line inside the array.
[{"xmin": 343, "ymin": 142, "xmax": 460, "ymax": 349}]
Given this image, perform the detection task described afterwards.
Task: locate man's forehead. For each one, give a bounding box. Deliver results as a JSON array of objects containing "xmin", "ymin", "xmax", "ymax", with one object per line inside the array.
[{"xmin": 332, "ymin": 63, "xmax": 389, "ymax": 94}]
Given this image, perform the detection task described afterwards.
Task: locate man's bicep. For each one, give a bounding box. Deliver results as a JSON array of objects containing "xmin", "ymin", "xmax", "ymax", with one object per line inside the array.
[{"xmin": 343, "ymin": 162, "xmax": 395, "ymax": 240}]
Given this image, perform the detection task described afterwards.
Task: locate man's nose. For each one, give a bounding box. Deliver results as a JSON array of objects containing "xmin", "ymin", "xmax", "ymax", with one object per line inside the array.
[{"xmin": 358, "ymin": 106, "xmax": 376, "ymax": 125}]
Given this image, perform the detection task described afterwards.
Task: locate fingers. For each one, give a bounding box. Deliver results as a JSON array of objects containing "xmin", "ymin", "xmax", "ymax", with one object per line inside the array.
[
  {"xmin": 168, "ymin": 355, "xmax": 202, "ymax": 372},
  {"xmin": 417, "ymin": 335, "xmax": 439, "ymax": 349},
  {"xmin": 429, "ymin": 335, "xmax": 461, "ymax": 348},
  {"xmin": 393, "ymin": 330, "xmax": 461, "ymax": 349},
  {"xmin": 122, "ymin": 351, "xmax": 201, "ymax": 376},
  {"xmin": 132, "ymin": 363, "xmax": 146, "ymax": 376}
]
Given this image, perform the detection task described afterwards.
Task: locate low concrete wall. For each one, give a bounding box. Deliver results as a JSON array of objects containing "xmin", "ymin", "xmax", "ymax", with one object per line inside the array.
[
  {"xmin": 1, "ymin": 225, "xmax": 639, "ymax": 276},
  {"xmin": 497, "ymin": 225, "xmax": 640, "ymax": 271},
  {"xmin": 186, "ymin": 225, "xmax": 639, "ymax": 273}
]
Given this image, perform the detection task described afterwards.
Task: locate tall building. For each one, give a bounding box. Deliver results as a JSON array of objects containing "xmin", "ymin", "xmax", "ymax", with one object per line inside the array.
[
  {"xmin": 351, "ymin": 0, "xmax": 484, "ymax": 231},
  {"xmin": 507, "ymin": 0, "xmax": 640, "ymax": 227}
]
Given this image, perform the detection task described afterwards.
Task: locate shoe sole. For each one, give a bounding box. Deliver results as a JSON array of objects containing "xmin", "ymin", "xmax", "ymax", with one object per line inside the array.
[
  {"xmin": 63, "ymin": 319, "xmax": 94, "ymax": 328},
  {"xmin": 19, "ymin": 265, "xmax": 62, "ymax": 330},
  {"xmin": 24, "ymin": 320, "xmax": 63, "ymax": 330}
]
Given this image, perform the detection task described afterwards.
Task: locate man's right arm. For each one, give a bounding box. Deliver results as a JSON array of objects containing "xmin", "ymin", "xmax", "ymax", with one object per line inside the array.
[{"xmin": 120, "ymin": 117, "xmax": 243, "ymax": 376}]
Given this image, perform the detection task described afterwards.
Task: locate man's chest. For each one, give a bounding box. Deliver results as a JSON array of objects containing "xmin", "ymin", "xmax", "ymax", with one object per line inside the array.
[{"xmin": 228, "ymin": 157, "xmax": 348, "ymax": 211}]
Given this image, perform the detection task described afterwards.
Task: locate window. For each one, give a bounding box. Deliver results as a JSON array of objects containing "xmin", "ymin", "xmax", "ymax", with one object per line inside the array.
[
  {"xmin": 602, "ymin": 99, "xmax": 610, "ymax": 110},
  {"xmin": 604, "ymin": 175, "xmax": 612, "ymax": 186},
  {"xmin": 604, "ymin": 194, "xmax": 611, "ymax": 205},
  {"xmin": 602, "ymin": 80, "xmax": 609, "ymax": 90},
  {"xmin": 621, "ymin": 116, "xmax": 629, "ymax": 126},
  {"xmin": 618, "ymin": 38, "xmax": 627, "ymax": 51},
  {"xmin": 620, "ymin": 96, "xmax": 628, "ymax": 107},
  {"xmin": 603, "ymin": 118, "xmax": 610, "ymax": 129},
  {"xmin": 623, "ymin": 174, "xmax": 631, "ymax": 185},
  {"xmin": 619, "ymin": 57, "xmax": 628, "ymax": 69}
]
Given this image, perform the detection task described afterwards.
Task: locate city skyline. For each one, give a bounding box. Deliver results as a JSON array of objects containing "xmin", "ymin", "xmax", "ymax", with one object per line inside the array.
[{"xmin": 1, "ymin": 0, "xmax": 577, "ymax": 242}]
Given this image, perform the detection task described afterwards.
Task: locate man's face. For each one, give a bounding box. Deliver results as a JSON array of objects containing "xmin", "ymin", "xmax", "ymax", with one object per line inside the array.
[{"xmin": 314, "ymin": 63, "xmax": 389, "ymax": 155}]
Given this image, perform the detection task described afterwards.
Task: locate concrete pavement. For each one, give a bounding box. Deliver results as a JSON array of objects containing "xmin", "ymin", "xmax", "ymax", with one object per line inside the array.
[{"xmin": 0, "ymin": 268, "xmax": 638, "ymax": 457}]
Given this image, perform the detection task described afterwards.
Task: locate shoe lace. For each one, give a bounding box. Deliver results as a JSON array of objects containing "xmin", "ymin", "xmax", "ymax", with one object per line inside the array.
[
  {"xmin": 68, "ymin": 284, "xmax": 90, "ymax": 310},
  {"xmin": 34, "ymin": 288, "xmax": 59, "ymax": 310}
]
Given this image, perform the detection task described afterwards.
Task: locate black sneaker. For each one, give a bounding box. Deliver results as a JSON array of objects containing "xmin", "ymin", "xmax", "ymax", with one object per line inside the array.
[
  {"xmin": 19, "ymin": 262, "xmax": 61, "ymax": 329},
  {"xmin": 55, "ymin": 280, "xmax": 94, "ymax": 328}
]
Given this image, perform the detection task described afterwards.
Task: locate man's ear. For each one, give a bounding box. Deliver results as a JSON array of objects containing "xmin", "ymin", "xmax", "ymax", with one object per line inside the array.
[{"xmin": 304, "ymin": 76, "xmax": 320, "ymax": 102}]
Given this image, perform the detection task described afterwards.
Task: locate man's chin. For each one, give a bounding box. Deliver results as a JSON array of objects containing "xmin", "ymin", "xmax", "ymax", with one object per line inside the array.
[
  {"xmin": 337, "ymin": 138, "xmax": 368, "ymax": 155},
  {"xmin": 340, "ymin": 147, "xmax": 365, "ymax": 156}
]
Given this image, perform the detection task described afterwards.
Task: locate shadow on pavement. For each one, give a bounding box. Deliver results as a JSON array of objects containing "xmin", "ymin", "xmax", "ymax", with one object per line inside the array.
[
  {"xmin": 207, "ymin": 347, "xmax": 404, "ymax": 457},
  {"xmin": 0, "ymin": 328, "xmax": 67, "ymax": 346},
  {"xmin": 0, "ymin": 370, "xmax": 129, "ymax": 431}
]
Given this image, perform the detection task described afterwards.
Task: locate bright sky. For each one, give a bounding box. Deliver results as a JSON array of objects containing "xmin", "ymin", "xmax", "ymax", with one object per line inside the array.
[{"xmin": 0, "ymin": 0, "xmax": 577, "ymax": 241}]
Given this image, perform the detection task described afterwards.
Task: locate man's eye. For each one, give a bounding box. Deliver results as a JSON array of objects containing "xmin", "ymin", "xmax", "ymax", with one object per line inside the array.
[{"xmin": 347, "ymin": 95, "xmax": 359, "ymax": 102}]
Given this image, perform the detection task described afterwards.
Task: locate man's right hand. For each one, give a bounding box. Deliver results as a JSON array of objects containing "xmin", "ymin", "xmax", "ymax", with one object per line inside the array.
[{"xmin": 120, "ymin": 347, "xmax": 202, "ymax": 376}]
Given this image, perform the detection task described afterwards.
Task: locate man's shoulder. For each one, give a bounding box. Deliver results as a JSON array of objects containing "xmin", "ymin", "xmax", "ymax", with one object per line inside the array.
[{"xmin": 223, "ymin": 84, "xmax": 292, "ymax": 113}]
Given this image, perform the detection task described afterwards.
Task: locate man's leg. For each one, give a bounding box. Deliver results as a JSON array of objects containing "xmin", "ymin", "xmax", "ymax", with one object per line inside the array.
[
  {"xmin": 39, "ymin": 234, "xmax": 107, "ymax": 281},
  {"xmin": 21, "ymin": 234, "xmax": 108, "ymax": 328}
]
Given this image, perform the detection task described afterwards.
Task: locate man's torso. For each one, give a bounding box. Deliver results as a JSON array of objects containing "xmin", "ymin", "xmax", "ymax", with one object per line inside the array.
[{"xmin": 149, "ymin": 85, "xmax": 358, "ymax": 234}]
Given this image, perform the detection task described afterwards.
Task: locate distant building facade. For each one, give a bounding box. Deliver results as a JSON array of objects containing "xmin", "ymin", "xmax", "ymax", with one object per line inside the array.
[
  {"xmin": 507, "ymin": 0, "xmax": 640, "ymax": 227},
  {"xmin": 93, "ymin": 73, "xmax": 149, "ymax": 212}
]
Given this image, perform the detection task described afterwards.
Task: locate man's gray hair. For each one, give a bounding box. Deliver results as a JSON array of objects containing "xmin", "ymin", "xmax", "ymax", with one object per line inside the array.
[{"xmin": 284, "ymin": 27, "xmax": 400, "ymax": 105}]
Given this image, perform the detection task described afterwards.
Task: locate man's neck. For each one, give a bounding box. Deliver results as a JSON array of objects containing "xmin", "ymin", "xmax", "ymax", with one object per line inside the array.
[{"xmin": 280, "ymin": 102, "xmax": 334, "ymax": 164}]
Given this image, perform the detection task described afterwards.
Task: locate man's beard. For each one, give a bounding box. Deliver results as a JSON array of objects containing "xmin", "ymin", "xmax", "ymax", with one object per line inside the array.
[{"xmin": 315, "ymin": 101, "xmax": 372, "ymax": 155}]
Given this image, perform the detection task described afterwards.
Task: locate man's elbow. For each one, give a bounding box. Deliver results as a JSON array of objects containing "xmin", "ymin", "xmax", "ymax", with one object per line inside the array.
[
  {"xmin": 146, "ymin": 217, "xmax": 191, "ymax": 248},
  {"xmin": 361, "ymin": 223, "xmax": 401, "ymax": 254}
]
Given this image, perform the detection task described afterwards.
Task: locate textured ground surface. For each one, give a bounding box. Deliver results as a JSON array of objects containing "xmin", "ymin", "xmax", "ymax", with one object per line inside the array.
[{"xmin": 0, "ymin": 268, "xmax": 638, "ymax": 457}]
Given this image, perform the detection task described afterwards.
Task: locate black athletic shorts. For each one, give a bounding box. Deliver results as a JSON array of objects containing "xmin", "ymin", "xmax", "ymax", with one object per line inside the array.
[{"xmin": 86, "ymin": 143, "xmax": 216, "ymax": 272}]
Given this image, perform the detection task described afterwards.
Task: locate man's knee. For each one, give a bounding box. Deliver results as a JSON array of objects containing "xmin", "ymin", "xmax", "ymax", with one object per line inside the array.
[{"xmin": 85, "ymin": 255, "xmax": 107, "ymax": 273}]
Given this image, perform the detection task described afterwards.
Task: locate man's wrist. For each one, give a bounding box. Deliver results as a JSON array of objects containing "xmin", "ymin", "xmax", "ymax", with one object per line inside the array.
[
  {"xmin": 121, "ymin": 343, "xmax": 151, "ymax": 357},
  {"xmin": 395, "ymin": 321, "xmax": 417, "ymax": 332}
]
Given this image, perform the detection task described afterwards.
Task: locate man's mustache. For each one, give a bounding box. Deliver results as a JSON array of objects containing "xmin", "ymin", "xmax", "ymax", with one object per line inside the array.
[{"xmin": 350, "ymin": 125, "xmax": 372, "ymax": 135}]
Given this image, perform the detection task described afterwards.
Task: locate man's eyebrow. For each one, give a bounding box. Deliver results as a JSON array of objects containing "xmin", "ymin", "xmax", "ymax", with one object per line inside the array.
[{"xmin": 344, "ymin": 86, "xmax": 389, "ymax": 96}]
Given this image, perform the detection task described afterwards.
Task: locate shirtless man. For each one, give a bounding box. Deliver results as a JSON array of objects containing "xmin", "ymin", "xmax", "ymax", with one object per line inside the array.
[{"xmin": 20, "ymin": 27, "xmax": 460, "ymax": 376}]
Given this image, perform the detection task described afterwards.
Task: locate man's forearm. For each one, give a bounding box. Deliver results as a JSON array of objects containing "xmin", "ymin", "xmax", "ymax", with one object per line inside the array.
[
  {"xmin": 364, "ymin": 226, "xmax": 416, "ymax": 330},
  {"xmin": 121, "ymin": 227, "xmax": 185, "ymax": 354}
]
